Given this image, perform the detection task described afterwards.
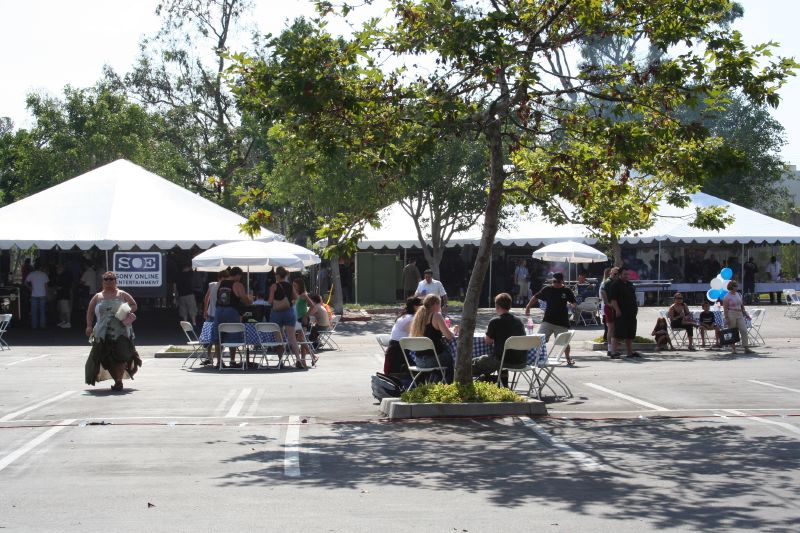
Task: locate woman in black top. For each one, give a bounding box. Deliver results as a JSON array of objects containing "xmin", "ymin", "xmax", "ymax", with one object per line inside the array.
[
  {"xmin": 409, "ymin": 294, "xmax": 455, "ymax": 382},
  {"xmin": 268, "ymin": 266, "xmax": 304, "ymax": 368}
]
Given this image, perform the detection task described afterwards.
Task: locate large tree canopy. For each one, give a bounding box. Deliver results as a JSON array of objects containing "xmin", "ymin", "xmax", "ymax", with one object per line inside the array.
[{"xmin": 233, "ymin": 0, "xmax": 796, "ymax": 383}]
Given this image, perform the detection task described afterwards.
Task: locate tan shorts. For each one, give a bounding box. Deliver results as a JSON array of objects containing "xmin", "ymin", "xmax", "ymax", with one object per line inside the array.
[{"xmin": 537, "ymin": 322, "xmax": 568, "ymax": 342}]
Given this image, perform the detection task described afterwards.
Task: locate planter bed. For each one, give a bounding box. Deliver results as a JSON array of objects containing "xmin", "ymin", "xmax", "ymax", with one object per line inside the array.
[
  {"xmin": 584, "ymin": 341, "xmax": 657, "ymax": 352},
  {"xmin": 154, "ymin": 345, "xmax": 195, "ymax": 358},
  {"xmin": 379, "ymin": 397, "xmax": 547, "ymax": 419}
]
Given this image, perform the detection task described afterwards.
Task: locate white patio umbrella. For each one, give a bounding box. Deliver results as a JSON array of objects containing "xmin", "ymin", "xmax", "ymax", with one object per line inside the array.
[
  {"xmin": 191, "ymin": 240, "xmax": 305, "ymax": 273},
  {"xmin": 261, "ymin": 241, "xmax": 321, "ymax": 267},
  {"xmin": 532, "ymin": 240, "xmax": 608, "ymax": 281}
]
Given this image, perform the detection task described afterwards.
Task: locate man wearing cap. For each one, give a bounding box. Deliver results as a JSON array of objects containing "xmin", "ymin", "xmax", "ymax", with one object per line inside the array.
[
  {"xmin": 415, "ymin": 269, "xmax": 448, "ymax": 311},
  {"xmin": 608, "ymin": 268, "xmax": 640, "ymax": 358},
  {"xmin": 524, "ymin": 272, "xmax": 576, "ymax": 366}
]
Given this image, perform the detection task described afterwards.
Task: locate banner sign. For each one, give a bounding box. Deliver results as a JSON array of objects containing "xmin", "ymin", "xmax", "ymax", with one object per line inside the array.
[{"xmin": 113, "ymin": 252, "xmax": 163, "ymax": 288}]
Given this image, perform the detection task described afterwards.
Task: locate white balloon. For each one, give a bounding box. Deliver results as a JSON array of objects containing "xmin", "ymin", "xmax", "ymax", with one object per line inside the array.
[{"xmin": 709, "ymin": 276, "xmax": 724, "ymax": 290}]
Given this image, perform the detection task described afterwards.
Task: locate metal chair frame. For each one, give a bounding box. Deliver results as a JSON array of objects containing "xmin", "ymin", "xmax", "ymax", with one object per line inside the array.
[
  {"xmin": 398, "ymin": 337, "xmax": 447, "ymax": 388},
  {"xmin": 531, "ymin": 330, "xmax": 575, "ymax": 400},
  {"xmin": 218, "ymin": 323, "xmax": 248, "ymax": 371},
  {"xmin": 253, "ymin": 322, "xmax": 286, "ymax": 369},
  {"xmin": 316, "ymin": 315, "xmax": 340, "ymax": 350},
  {"xmin": 496, "ymin": 335, "xmax": 540, "ymax": 394},
  {"xmin": 180, "ymin": 321, "xmax": 206, "ymax": 368},
  {"xmin": 0, "ymin": 314, "xmax": 11, "ymax": 350}
]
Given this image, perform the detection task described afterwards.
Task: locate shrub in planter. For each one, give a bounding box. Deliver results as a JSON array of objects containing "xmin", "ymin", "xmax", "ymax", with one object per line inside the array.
[{"xmin": 400, "ymin": 382, "xmax": 525, "ymax": 404}]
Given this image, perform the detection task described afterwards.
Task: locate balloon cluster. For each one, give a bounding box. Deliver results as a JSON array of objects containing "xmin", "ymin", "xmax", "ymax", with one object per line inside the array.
[{"xmin": 707, "ymin": 267, "xmax": 733, "ymax": 302}]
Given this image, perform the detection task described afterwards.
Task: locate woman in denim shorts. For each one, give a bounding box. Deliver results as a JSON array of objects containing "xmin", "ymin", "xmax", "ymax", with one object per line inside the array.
[{"xmin": 269, "ymin": 266, "xmax": 304, "ymax": 368}]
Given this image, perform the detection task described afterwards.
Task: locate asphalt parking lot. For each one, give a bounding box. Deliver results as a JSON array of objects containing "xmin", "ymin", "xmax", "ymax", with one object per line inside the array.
[{"xmin": 1, "ymin": 305, "xmax": 799, "ymax": 532}]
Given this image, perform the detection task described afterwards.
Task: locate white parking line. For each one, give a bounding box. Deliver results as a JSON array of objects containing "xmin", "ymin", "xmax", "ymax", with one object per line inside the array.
[
  {"xmin": 284, "ymin": 415, "xmax": 301, "ymax": 477},
  {"xmin": 518, "ymin": 417, "xmax": 603, "ymax": 471},
  {"xmin": 723, "ymin": 409, "xmax": 800, "ymax": 437},
  {"xmin": 0, "ymin": 391, "xmax": 76, "ymax": 422},
  {"xmin": 6, "ymin": 354, "xmax": 54, "ymax": 366},
  {"xmin": 0, "ymin": 419, "xmax": 76, "ymax": 473},
  {"xmin": 245, "ymin": 388, "xmax": 266, "ymax": 417},
  {"xmin": 749, "ymin": 380, "xmax": 800, "ymax": 395},
  {"xmin": 584, "ymin": 383, "xmax": 669, "ymax": 411},
  {"xmin": 225, "ymin": 388, "xmax": 252, "ymax": 418},
  {"xmin": 213, "ymin": 389, "xmax": 238, "ymax": 416}
]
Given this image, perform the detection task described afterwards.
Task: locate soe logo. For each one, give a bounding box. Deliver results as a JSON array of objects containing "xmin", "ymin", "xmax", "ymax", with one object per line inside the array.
[{"xmin": 115, "ymin": 254, "xmax": 160, "ymax": 272}]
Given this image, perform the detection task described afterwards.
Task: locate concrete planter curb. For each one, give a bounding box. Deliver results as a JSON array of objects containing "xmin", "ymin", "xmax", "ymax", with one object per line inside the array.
[
  {"xmin": 154, "ymin": 345, "xmax": 193, "ymax": 358},
  {"xmin": 584, "ymin": 341, "xmax": 657, "ymax": 352},
  {"xmin": 379, "ymin": 397, "xmax": 547, "ymax": 419}
]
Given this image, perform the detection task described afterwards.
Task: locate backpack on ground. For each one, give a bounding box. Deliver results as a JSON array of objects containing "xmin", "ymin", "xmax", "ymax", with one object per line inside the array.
[{"xmin": 371, "ymin": 372, "xmax": 405, "ymax": 401}]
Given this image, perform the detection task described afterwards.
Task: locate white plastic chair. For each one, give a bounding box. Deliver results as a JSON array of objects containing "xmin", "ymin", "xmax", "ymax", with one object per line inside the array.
[
  {"xmin": 316, "ymin": 315, "xmax": 340, "ymax": 350},
  {"xmin": 784, "ymin": 289, "xmax": 800, "ymax": 318},
  {"xmin": 296, "ymin": 326, "xmax": 318, "ymax": 367},
  {"xmin": 179, "ymin": 321, "xmax": 206, "ymax": 368},
  {"xmin": 218, "ymin": 323, "xmax": 247, "ymax": 371},
  {"xmin": 496, "ymin": 335, "xmax": 540, "ymax": 394},
  {"xmin": 747, "ymin": 308, "xmax": 766, "ymax": 346},
  {"xmin": 0, "ymin": 314, "xmax": 11, "ymax": 350},
  {"xmin": 253, "ymin": 322, "xmax": 286, "ymax": 369},
  {"xmin": 531, "ymin": 330, "xmax": 575, "ymax": 400},
  {"xmin": 398, "ymin": 337, "xmax": 447, "ymax": 388}
]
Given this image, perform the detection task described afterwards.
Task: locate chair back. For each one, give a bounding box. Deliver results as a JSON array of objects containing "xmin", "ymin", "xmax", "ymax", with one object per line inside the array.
[
  {"xmin": 499, "ymin": 335, "xmax": 540, "ymax": 369},
  {"xmin": 255, "ymin": 322, "xmax": 284, "ymax": 344},
  {"xmin": 180, "ymin": 321, "xmax": 199, "ymax": 342},
  {"xmin": 329, "ymin": 315, "xmax": 340, "ymax": 331},
  {"xmin": 546, "ymin": 330, "xmax": 575, "ymax": 364},
  {"xmin": 750, "ymin": 308, "xmax": 764, "ymax": 326},
  {"xmin": 375, "ymin": 334, "xmax": 391, "ymax": 354},
  {"xmin": 218, "ymin": 322, "xmax": 245, "ymax": 335},
  {"xmin": 399, "ymin": 336, "xmax": 440, "ymax": 369}
]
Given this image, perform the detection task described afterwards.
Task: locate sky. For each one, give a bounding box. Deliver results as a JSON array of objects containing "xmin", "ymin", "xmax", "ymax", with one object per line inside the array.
[{"xmin": 1, "ymin": 0, "xmax": 799, "ymax": 163}]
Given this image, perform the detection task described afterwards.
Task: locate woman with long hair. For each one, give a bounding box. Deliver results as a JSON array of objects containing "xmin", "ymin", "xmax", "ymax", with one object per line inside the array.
[
  {"xmin": 268, "ymin": 266, "xmax": 304, "ymax": 368},
  {"xmin": 409, "ymin": 294, "xmax": 455, "ymax": 382},
  {"xmin": 384, "ymin": 296, "xmax": 422, "ymax": 377},
  {"xmin": 293, "ymin": 277, "xmax": 314, "ymax": 330}
]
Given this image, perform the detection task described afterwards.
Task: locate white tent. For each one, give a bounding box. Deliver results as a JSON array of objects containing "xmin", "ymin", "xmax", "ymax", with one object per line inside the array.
[
  {"xmin": 0, "ymin": 159, "xmax": 280, "ymax": 250},
  {"xmin": 358, "ymin": 193, "xmax": 800, "ymax": 249}
]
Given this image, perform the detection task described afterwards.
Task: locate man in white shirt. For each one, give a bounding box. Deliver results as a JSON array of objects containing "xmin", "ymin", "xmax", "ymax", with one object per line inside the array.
[
  {"xmin": 415, "ymin": 269, "xmax": 448, "ymax": 311},
  {"xmin": 513, "ymin": 259, "xmax": 530, "ymax": 305},
  {"xmin": 25, "ymin": 261, "xmax": 49, "ymax": 329},
  {"xmin": 766, "ymin": 256, "xmax": 782, "ymax": 304}
]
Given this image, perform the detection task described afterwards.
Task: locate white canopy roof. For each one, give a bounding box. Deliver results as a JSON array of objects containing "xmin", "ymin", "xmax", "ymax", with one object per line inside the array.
[
  {"xmin": 0, "ymin": 159, "xmax": 280, "ymax": 250},
  {"xmin": 359, "ymin": 192, "xmax": 800, "ymax": 249}
]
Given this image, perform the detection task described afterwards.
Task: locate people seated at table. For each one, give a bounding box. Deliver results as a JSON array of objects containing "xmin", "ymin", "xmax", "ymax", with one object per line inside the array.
[
  {"xmin": 473, "ymin": 292, "xmax": 526, "ymax": 383},
  {"xmin": 269, "ymin": 266, "xmax": 304, "ymax": 368},
  {"xmin": 409, "ymin": 294, "xmax": 455, "ymax": 382},
  {"xmin": 525, "ymin": 272, "xmax": 576, "ymax": 366},
  {"xmin": 307, "ymin": 293, "xmax": 333, "ymax": 351},
  {"xmin": 575, "ymin": 272, "xmax": 595, "ymax": 303},
  {"xmin": 212, "ymin": 267, "xmax": 252, "ymax": 367},
  {"xmin": 722, "ymin": 280, "xmax": 754, "ymax": 355},
  {"xmin": 651, "ymin": 316, "xmax": 672, "ymax": 351},
  {"xmin": 384, "ymin": 296, "xmax": 422, "ymax": 378},
  {"xmin": 697, "ymin": 301, "xmax": 721, "ymax": 348},
  {"xmin": 667, "ymin": 292, "xmax": 698, "ymax": 351}
]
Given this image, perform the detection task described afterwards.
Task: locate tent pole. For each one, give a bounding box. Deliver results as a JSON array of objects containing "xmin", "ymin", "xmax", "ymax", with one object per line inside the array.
[{"xmin": 657, "ymin": 241, "xmax": 662, "ymax": 305}]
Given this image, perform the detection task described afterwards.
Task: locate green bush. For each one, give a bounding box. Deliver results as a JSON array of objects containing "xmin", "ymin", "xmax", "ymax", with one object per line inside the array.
[
  {"xmin": 400, "ymin": 381, "xmax": 526, "ymax": 403},
  {"xmin": 592, "ymin": 335, "xmax": 654, "ymax": 344}
]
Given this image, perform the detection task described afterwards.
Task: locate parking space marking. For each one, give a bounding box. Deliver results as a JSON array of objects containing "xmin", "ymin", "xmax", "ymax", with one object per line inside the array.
[
  {"xmin": 723, "ymin": 409, "xmax": 800, "ymax": 437},
  {"xmin": 518, "ymin": 417, "xmax": 603, "ymax": 471},
  {"xmin": 213, "ymin": 389, "xmax": 238, "ymax": 416},
  {"xmin": 0, "ymin": 419, "xmax": 75, "ymax": 473},
  {"xmin": 749, "ymin": 380, "xmax": 800, "ymax": 395},
  {"xmin": 225, "ymin": 388, "xmax": 252, "ymax": 418},
  {"xmin": 0, "ymin": 391, "xmax": 76, "ymax": 422},
  {"xmin": 584, "ymin": 383, "xmax": 669, "ymax": 411},
  {"xmin": 284, "ymin": 415, "xmax": 301, "ymax": 477},
  {"xmin": 6, "ymin": 354, "xmax": 54, "ymax": 366},
  {"xmin": 245, "ymin": 388, "xmax": 266, "ymax": 417}
]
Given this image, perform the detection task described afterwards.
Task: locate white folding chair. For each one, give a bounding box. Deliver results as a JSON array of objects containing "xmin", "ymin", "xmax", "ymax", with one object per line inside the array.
[
  {"xmin": 398, "ymin": 337, "xmax": 447, "ymax": 388},
  {"xmin": 253, "ymin": 322, "xmax": 286, "ymax": 369},
  {"xmin": 575, "ymin": 297, "xmax": 600, "ymax": 326},
  {"xmin": 531, "ymin": 330, "xmax": 575, "ymax": 400},
  {"xmin": 660, "ymin": 310, "xmax": 688, "ymax": 347},
  {"xmin": 179, "ymin": 321, "xmax": 206, "ymax": 368},
  {"xmin": 747, "ymin": 308, "xmax": 766, "ymax": 346},
  {"xmin": 316, "ymin": 315, "xmax": 340, "ymax": 350},
  {"xmin": 218, "ymin": 323, "xmax": 247, "ymax": 371},
  {"xmin": 296, "ymin": 326, "xmax": 318, "ymax": 367},
  {"xmin": 0, "ymin": 314, "xmax": 11, "ymax": 350},
  {"xmin": 496, "ymin": 335, "xmax": 540, "ymax": 394},
  {"xmin": 784, "ymin": 289, "xmax": 800, "ymax": 318}
]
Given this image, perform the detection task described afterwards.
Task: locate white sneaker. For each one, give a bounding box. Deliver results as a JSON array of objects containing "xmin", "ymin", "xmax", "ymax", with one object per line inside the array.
[
  {"xmin": 56, "ymin": 321, "xmax": 65, "ymax": 327},
  {"xmin": 58, "ymin": 322, "xmax": 71, "ymax": 328}
]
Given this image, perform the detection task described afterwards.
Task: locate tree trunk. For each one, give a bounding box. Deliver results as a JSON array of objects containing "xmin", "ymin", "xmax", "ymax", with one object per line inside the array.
[
  {"xmin": 453, "ymin": 121, "xmax": 506, "ymax": 384},
  {"xmin": 611, "ymin": 237, "xmax": 622, "ymax": 267},
  {"xmin": 329, "ymin": 253, "xmax": 344, "ymax": 315},
  {"xmin": 420, "ymin": 244, "xmax": 444, "ymax": 280}
]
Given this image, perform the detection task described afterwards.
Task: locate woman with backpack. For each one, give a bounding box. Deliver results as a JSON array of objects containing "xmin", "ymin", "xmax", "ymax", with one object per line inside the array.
[{"xmin": 269, "ymin": 266, "xmax": 304, "ymax": 368}]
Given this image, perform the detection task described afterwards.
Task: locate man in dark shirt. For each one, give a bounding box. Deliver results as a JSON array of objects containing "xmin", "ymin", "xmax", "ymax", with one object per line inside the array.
[
  {"xmin": 609, "ymin": 268, "xmax": 639, "ymax": 358},
  {"xmin": 175, "ymin": 264, "xmax": 198, "ymax": 327},
  {"xmin": 473, "ymin": 292, "xmax": 526, "ymax": 379},
  {"xmin": 742, "ymin": 257, "xmax": 757, "ymax": 302},
  {"xmin": 525, "ymin": 272, "xmax": 576, "ymax": 365}
]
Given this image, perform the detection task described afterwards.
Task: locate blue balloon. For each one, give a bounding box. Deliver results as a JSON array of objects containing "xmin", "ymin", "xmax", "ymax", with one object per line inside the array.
[
  {"xmin": 713, "ymin": 288, "xmax": 726, "ymax": 299},
  {"xmin": 706, "ymin": 289, "xmax": 718, "ymax": 302},
  {"xmin": 720, "ymin": 267, "xmax": 733, "ymax": 280}
]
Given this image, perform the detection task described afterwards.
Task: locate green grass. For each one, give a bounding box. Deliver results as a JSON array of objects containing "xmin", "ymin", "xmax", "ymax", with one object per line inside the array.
[
  {"xmin": 592, "ymin": 335, "xmax": 654, "ymax": 344},
  {"xmin": 164, "ymin": 346, "xmax": 196, "ymax": 352},
  {"xmin": 400, "ymin": 381, "xmax": 526, "ymax": 403}
]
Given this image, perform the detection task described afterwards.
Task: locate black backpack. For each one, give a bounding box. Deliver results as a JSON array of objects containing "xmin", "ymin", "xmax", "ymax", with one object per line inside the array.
[{"xmin": 371, "ymin": 372, "xmax": 405, "ymax": 401}]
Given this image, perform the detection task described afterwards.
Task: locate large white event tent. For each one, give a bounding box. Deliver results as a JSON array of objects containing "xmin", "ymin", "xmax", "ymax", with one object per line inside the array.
[
  {"xmin": 358, "ymin": 192, "xmax": 800, "ymax": 249},
  {"xmin": 0, "ymin": 159, "xmax": 279, "ymax": 250}
]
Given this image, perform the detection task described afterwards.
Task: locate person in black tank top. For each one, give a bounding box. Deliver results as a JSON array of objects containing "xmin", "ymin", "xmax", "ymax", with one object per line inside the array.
[
  {"xmin": 408, "ymin": 294, "xmax": 456, "ymax": 383},
  {"xmin": 269, "ymin": 266, "xmax": 304, "ymax": 368},
  {"xmin": 211, "ymin": 267, "xmax": 252, "ymax": 368}
]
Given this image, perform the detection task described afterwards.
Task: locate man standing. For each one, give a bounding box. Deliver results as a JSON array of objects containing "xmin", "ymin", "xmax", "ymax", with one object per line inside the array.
[
  {"xmin": 742, "ymin": 257, "xmax": 758, "ymax": 303},
  {"xmin": 609, "ymin": 268, "xmax": 639, "ymax": 358},
  {"xmin": 473, "ymin": 292, "xmax": 527, "ymax": 380},
  {"xmin": 513, "ymin": 259, "xmax": 530, "ymax": 306},
  {"xmin": 599, "ymin": 267, "xmax": 620, "ymax": 357},
  {"xmin": 175, "ymin": 264, "xmax": 198, "ymax": 327},
  {"xmin": 55, "ymin": 264, "xmax": 73, "ymax": 328},
  {"xmin": 524, "ymin": 272, "xmax": 576, "ymax": 365},
  {"xmin": 402, "ymin": 258, "xmax": 421, "ymax": 299},
  {"xmin": 766, "ymin": 256, "xmax": 782, "ymax": 304},
  {"xmin": 25, "ymin": 261, "xmax": 49, "ymax": 329},
  {"xmin": 415, "ymin": 269, "xmax": 448, "ymax": 311}
]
